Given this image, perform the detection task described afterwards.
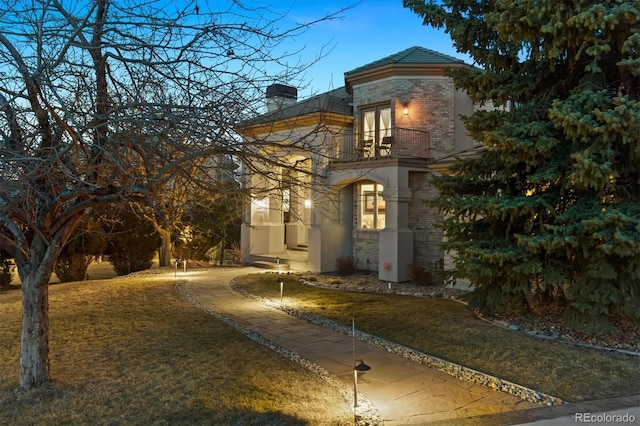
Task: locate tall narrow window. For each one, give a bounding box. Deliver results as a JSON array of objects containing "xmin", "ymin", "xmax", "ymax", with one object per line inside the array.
[
  {"xmin": 282, "ymin": 188, "xmax": 290, "ymax": 223},
  {"xmin": 282, "ymin": 169, "xmax": 292, "ymax": 223},
  {"xmin": 358, "ymin": 183, "xmax": 385, "ymax": 229},
  {"xmin": 361, "ymin": 105, "xmax": 391, "ymax": 158}
]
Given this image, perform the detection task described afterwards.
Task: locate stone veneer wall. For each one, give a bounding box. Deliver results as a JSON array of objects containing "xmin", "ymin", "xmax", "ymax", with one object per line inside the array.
[
  {"xmin": 408, "ymin": 171, "xmax": 444, "ymax": 270},
  {"xmin": 352, "ymin": 186, "xmax": 380, "ymax": 273},
  {"xmin": 352, "ymin": 76, "xmax": 457, "ymax": 161},
  {"xmin": 350, "ymin": 172, "xmax": 443, "ymax": 277},
  {"xmin": 348, "ymin": 74, "xmax": 457, "ymax": 276},
  {"xmin": 353, "ymin": 231, "xmax": 379, "ymax": 274},
  {"xmin": 394, "ymin": 77, "xmax": 457, "ymax": 160}
]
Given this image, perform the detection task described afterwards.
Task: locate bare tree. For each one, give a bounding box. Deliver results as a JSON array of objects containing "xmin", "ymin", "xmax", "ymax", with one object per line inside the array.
[
  {"xmin": 138, "ymin": 152, "xmax": 237, "ymax": 267},
  {"xmin": 0, "ymin": 0, "xmax": 343, "ymax": 389}
]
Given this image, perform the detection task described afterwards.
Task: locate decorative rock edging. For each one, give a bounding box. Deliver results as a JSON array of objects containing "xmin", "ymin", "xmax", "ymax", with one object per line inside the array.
[
  {"xmin": 474, "ymin": 311, "xmax": 640, "ymax": 358},
  {"xmin": 294, "ymin": 273, "xmax": 469, "ymax": 300},
  {"xmin": 231, "ymin": 279, "xmax": 564, "ymax": 407},
  {"xmin": 175, "ymin": 281, "xmax": 382, "ymax": 426}
]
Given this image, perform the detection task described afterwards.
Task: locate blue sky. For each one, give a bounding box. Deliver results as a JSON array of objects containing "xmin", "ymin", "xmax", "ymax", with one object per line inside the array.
[{"xmin": 263, "ymin": 0, "xmax": 471, "ymax": 98}]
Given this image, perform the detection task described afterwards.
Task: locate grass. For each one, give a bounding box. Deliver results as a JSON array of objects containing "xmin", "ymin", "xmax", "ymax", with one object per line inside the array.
[
  {"xmin": 236, "ymin": 273, "xmax": 640, "ymax": 403},
  {"xmin": 0, "ymin": 276, "xmax": 353, "ymax": 425}
]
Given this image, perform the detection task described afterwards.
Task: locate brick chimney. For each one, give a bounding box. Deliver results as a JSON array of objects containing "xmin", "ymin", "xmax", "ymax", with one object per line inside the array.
[{"xmin": 266, "ymin": 83, "xmax": 297, "ymax": 112}]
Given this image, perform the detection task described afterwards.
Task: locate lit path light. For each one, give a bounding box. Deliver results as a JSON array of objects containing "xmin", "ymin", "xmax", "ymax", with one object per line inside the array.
[
  {"xmin": 277, "ymin": 277, "xmax": 284, "ymax": 305},
  {"xmin": 352, "ymin": 316, "xmax": 372, "ymax": 423}
]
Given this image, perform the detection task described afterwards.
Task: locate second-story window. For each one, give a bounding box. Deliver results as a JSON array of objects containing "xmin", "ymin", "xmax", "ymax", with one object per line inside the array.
[{"xmin": 361, "ymin": 105, "xmax": 391, "ymax": 158}]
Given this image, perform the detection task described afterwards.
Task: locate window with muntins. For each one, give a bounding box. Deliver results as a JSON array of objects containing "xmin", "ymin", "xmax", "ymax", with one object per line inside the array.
[
  {"xmin": 358, "ymin": 183, "xmax": 385, "ymax": 229},
  {"xmin": 361, "ymin": 105, "xmax": 391, "ymax": 158}
]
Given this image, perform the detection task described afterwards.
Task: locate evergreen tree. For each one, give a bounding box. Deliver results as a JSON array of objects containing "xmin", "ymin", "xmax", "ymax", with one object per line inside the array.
[
  {"xmin": 54, "ymin": 211, "xmax": 108, "ymax": 282},
  {"xmin": 179, "ymin": 184, "xmax": 242, "ymax": 265},
  {"xmin": 107, "ymin": 208, "xmax": 160, "ymax": 276},
  {"xmin": 405, "ymin": 0, "xmax": 640, "ymax": 334}
]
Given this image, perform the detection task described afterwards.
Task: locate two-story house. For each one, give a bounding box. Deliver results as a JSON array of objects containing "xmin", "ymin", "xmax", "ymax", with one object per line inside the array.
[{"xmin": 237, "ymin": 46, "xmax": 477, "ymax": 282}]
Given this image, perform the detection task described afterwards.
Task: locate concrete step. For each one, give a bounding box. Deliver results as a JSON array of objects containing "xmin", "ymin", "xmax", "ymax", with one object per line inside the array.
[{"xmin": 252, "ymin": 261, "xmax": 290, "ymax": 271}]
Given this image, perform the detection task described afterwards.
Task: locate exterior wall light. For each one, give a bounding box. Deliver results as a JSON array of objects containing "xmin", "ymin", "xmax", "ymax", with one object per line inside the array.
[
  {"xmin": 402, "ymin": 103, "xmax": 409, "ymax": 116},
  {"xmin": 304, "ymin": 199, "xmax": 312, "ymax": 208}
]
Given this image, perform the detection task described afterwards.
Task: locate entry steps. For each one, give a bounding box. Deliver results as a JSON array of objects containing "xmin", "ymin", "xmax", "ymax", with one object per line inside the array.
[{"xmin": 252, "ymin": 260, "xmax": 290, "ymax": 270}]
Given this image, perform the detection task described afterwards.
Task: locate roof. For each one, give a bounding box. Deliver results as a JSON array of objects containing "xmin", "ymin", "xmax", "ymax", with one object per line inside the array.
[
  {"xmin": 237, "ymin": 86, "xmax": 352, "ymax": 132},
  {"xmin": 345, "ymin": 46, "xmax": 466, "ymax": 76},
  {"xmin": 279, "ymin": 86, "xmax": 352, "ymax": 118},
  {"xmin": 237, "ymin": 47, "xmax": 469, "ymax": 132},
  {"xmin": 344, "ymin": 46, "xmax": 469, "ymax": 93}
]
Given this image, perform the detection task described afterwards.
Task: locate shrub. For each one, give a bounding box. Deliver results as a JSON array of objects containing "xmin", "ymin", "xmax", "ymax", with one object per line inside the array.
[
  {"xmin": 410, "ymin": 263, "xmax": 433, "ymax": 286},
  {"xmin": 107, "ymin": 212, "xmax": 160, "ymax": 276},
  {"xmin": 0, "ymin": 250, "xmax": 14, "ymax": 287},
  {"xmin": 55, "ymin": 214, "xmax": 108, "ymax": 282},
  {"xmin": 109, "ymin": 239, "xmax": 159, "ymax": 276},
  {"xmin": 336, "ymin": 256, "xmax": 355, "ymax": 276},
  {"xmin": 226, "ymin": 241, "xmax": 247, "ymax": 265},
  {"xmin": 55, "ymin": 252, "xmax": 90, "ymax": 282}
]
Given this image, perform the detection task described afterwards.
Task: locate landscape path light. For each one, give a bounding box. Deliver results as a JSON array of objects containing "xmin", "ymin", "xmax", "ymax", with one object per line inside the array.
[
  {"xmin": 353, "ymin": 359, "xmax": 371, "ymax": 410},
  {"xmin": 352, "ymin": 317, "xmax": 372, "ymax": 419},
  {"xmin": 277, "ymin": 277, "xmax": 284, "ymax": 305}
]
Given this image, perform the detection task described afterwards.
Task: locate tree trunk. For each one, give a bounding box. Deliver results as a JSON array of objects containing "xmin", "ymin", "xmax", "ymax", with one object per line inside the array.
[
  {"xmin": 157, "ymin": 227, "xmax": 172, "ymax": 267},
  {"xmin": 19, "ymin": 261, "xmax": 55, "ymax": 389},
  {"xmin": 219, "ymin": 233, "xmax": 226, "ymax": 265}
]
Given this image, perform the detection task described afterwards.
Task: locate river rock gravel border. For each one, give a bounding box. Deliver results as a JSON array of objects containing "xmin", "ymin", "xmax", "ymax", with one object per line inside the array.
[{"xmin": 230, "ymin": 279, "xmax": 564, "ymax": 407}]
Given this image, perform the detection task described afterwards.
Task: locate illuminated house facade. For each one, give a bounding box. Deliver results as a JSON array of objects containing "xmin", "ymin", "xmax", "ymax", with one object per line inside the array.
[{"xmin": 237, "ymin": 46, "xmax": 477, "ymax": 282}]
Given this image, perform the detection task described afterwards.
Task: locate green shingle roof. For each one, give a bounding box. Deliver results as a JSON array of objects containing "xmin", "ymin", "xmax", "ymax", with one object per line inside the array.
[{"xmin": 345, "ymin": 46, "xmax": 466, "ymax": 76}]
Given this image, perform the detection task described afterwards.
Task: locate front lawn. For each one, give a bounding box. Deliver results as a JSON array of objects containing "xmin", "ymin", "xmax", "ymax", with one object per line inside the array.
[{"xmin": 0, "ymin": 277, "xmax": 352, "ymax": 425}]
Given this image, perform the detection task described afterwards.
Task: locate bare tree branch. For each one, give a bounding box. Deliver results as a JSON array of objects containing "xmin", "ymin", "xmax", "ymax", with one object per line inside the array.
[{"xmin": 0, "ymin": 0, "xmax": 348, "ymax": 389}]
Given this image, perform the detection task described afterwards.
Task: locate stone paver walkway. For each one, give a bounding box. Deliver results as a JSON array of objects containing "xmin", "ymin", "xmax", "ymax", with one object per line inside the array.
[{"xmin": 181, "ymin": 268, "xmax": 539, "ymax": 425}]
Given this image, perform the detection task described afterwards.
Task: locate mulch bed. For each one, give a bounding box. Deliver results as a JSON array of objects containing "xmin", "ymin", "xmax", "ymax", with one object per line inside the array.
[{"xmin": 488, "ymin": 306, "xmax": 640, "ymax": 353}]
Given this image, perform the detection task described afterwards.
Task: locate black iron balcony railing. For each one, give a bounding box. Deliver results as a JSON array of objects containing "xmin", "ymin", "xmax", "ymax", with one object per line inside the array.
[{"xmin": 330, "ymin": 127, "xmax": 430, "ymax": 162}]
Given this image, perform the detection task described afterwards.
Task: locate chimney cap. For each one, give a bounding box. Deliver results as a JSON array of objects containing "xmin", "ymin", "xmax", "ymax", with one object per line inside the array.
[{"xmin": 266, "ymin": 84, "xmax": 297, "ymax": 99}]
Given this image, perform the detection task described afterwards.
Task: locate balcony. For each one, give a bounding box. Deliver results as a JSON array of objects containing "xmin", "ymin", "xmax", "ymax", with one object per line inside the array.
[{"xmin": 330, "ymin": 127, "xmax": 430, "ymax": 163}]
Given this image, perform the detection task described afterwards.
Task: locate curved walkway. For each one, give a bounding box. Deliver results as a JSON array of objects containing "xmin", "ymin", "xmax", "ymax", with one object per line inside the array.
[{"xmin": 180, "ymin": 268, "xmax": 639, "ymax": 425}]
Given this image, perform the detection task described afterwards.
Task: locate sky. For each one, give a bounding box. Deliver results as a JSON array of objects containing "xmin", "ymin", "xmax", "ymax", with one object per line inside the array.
[{"xmin": 253, "ymin": 0, "xmax": 471, "ymax": 99}]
